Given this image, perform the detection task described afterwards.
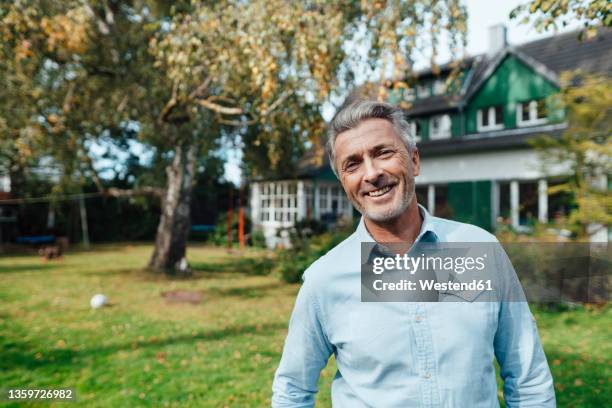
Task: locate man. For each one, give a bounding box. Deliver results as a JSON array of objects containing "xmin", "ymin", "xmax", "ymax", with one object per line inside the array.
[{"xmin": 272, "ymin": 100, "xmax": 555, "ymax": 407}]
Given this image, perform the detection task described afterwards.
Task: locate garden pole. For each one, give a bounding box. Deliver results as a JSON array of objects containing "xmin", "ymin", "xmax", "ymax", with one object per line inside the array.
[
  {"xmin": 238, "ymin": 185, "xmax": 245, "ymax": 249},
  {"xmin": 227, "ymin": 188, "xmax": 233, "ymax": 248},
  {"xmin": 79, "ymin": 193, "xmax": 90, "ymax": 248}
]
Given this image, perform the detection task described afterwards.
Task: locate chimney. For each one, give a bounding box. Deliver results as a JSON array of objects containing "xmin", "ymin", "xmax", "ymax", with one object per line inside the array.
[{"xmin": 488, "ymin": 24, "xmax": 507, "ymax": 56}]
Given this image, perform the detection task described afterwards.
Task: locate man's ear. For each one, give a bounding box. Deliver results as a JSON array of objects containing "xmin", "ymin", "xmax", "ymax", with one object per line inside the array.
[{"xmin": 411, "ymin": 147, "xmax": 420, "ymax": 177}]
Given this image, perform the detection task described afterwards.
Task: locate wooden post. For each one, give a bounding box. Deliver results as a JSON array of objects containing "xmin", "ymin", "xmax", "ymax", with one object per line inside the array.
[
  {"xmin": 227, "ymin": 188, "xmax": 233, "ymax": 248},
  {"xmin": 79, "ymin": 194, "xmax": 90, "ymax": 248},
  {"xmin": 238, "ymin": 185, "xmax": 245, "ymax": 249}
]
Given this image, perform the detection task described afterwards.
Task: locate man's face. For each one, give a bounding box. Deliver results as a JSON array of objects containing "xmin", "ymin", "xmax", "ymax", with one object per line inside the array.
[{"xmin": 334, "ymin": 118, "xmax": 420, "ymax": 222}]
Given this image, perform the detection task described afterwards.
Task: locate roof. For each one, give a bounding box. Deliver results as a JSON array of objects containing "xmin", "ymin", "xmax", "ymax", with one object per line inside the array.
[
  {"xmin": 404, "ymin": 94, "xmax": 462, "ymax": 116},
  {"xmin": 285, "ymin": 28, "xmax": 611, "ymax": 178},
  {"xmin": 407, "ymin": 27, "xmax": 612, "ymax": 116},
  {"xmin": 517, "ymin": 28, "xmax": 612, "ymax": 75},
  {"xmin": 295, "ymin": 146, "xmax": 331, "ymax": 178}
]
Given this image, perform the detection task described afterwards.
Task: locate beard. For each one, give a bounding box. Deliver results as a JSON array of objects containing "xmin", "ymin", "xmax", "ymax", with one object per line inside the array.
[{"xmin": 352, "ymin": 175, "xmax": 416, "ymax": 223}]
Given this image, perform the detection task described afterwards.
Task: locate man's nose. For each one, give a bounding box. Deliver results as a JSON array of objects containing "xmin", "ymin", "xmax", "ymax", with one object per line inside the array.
[{"xmin": 363, "ymin": 157, "xmax": 383, "ymax": 184}]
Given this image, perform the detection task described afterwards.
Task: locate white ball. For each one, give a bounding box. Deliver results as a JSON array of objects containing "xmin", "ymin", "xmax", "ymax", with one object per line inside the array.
[{"xmin": 90, "ymin": 294, "xmax": 107, "ymax": 309}]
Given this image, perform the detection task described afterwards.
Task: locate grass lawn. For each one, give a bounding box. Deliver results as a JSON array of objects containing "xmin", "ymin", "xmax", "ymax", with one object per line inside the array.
[{"xmin": 0, "ymin": 244, "xmax": 609, "ymax": 407}]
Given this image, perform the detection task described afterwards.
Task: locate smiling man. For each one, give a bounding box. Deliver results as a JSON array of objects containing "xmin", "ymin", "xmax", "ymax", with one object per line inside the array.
[{"xmin": 271, "ymin": 100, "xmax": 555, "ymax": 407}]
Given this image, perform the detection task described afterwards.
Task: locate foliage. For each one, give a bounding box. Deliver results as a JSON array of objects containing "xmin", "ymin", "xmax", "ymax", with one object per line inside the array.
[
  {"xmin": 0, "ymin": 0, "xmax": 470, "ymax": 184},
  {"xmin": 284, "ymin": 218, "xmax": 330, "ymax": 240},
  {"xmin": 275, "ymin": 223, "xmax": 354, "ymax": 284},
  {"xmin": 0, "ymin": 244, "xmax": 610, "ymax": 406},
  {"xmin": 511, "ymin": 0, "xmax": 612, "ymax": 37},
  {"xmin": 249, "ymin": 230, "xmax": 267, "ymax": 249},
  {"xmin": 530, "ymin": 72, "xmax": 611, "ymax": 238}
]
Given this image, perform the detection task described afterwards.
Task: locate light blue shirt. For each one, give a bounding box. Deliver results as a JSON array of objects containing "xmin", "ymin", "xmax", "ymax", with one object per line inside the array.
[{"xmin": 272, "ymin": 206, "xmax": 555, "ymax": 407}]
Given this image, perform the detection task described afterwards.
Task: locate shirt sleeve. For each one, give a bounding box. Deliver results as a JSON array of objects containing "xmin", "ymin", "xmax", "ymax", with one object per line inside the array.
[
  {"xmin": 493, "ymin": 246, "xmax": 556, "ymax": 407},
  {"xmin": 271, "ymin": 274, "xmax": 334, "ymax": 407}
]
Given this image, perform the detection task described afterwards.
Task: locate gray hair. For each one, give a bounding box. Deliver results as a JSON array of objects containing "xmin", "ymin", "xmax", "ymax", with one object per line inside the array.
[{"xmin": 327, "ymin": 100, "xmax": 415, "ymax": 177}]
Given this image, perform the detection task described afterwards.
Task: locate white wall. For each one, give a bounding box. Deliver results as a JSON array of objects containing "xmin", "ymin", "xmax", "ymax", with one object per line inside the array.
[
  {"xmin": 0, "ymin": 175, "xmax": 10, "ymax": 192},
  {"xmin": 416, "ymin": 149, "xmax": 571, "ymax": 185}
]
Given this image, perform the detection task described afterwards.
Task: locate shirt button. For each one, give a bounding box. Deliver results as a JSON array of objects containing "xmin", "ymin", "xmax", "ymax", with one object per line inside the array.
[{"xmin": 415, "ymin": 315, "xmax": 422, "ymax": 323}]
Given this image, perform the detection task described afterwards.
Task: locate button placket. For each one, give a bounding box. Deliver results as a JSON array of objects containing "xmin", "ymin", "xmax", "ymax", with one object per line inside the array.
[{"xmin": 413, "ymin": 304, "xmax": 440, "ymax": 407}]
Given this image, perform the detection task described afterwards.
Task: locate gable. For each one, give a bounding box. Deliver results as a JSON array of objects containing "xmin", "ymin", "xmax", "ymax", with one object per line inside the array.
[
  {"xmin": 464, "ymin": 55, "xmax": 560, "ymax": 133},
  {"xmin": 469, "ymin": 54, "xmax": 559, "ymax": 109}
]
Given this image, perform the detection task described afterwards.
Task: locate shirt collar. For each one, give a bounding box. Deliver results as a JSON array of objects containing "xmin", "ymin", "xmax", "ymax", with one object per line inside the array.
[{"xmin": 356, "ymin": 204, "xmax": 439, "ymax": 261}]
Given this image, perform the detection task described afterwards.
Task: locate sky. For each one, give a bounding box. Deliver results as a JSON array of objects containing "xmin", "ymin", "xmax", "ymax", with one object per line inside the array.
[{"xmin": 223, "ymin": 0, "xmax": 581, "ymax": 185}]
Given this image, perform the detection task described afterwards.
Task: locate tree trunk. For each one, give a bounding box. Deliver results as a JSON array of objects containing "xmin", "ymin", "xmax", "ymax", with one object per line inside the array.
[{"xmin": 148, "ymin": 141, "xmax": 197, "ymax": 275}]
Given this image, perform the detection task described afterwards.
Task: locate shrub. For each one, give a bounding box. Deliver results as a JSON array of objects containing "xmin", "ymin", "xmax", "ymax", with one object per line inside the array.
[
  {"xmin": 249, "ymin": 230, "xmax": 267, "ymax": 248},
  {"xmin": 275, "ymin": 221, "xmax": 353, "ymax": 283}
]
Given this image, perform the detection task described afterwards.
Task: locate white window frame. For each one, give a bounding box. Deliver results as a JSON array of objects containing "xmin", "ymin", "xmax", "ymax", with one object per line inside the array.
[
  {"xmin": 477, "ymin": 106, "xmax": 504, "ymax": 132},
  {"xmin": 429, "ymin": 114, "xmax": 451, "ymax": 140},
  {"xmin": 417, "ymin": 83, "xmax": 430, "ymax": 99},
  {"xmin": 260, "ymin": 181, "xmax": 298, "ymax": 225},
  {"xmin": 432, "ymin": 79, "xmax": 446, "ymax": 95},
  {"xmin": 317, "ymin": 183, "xmax": 351, "ymax": 218},
  {"xmin": 516, "ymin": 99, "xmax": 548, "ymax": 127},
  {"xmin": 409, "ymin": 121, "xmax": 422, "ymax": 142},
  {"xmin": 404, "ymin": 88, "xmax": 415, "ymax": 102}
]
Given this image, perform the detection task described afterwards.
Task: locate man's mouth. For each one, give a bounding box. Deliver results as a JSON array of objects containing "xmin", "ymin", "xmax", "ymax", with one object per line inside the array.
[{"xmin": 365, "ymin": 184, "xmax": 395, "ymax": 198}]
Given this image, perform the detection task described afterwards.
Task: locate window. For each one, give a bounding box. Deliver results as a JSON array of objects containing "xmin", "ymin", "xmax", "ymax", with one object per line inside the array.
[
  {"xmin": 409, "ymin": 121, "xmax": 422, "ymax": 142},
  {"xmin": 317, "ymin": 183, "xmax": 351, "ymax": 218},
  {"xmin": 432, "ymin": 79, "xmax": 446, "ymax": 95},
  {"xmin": 516, "ymin": 99, "xmax": 547, "ymax": 127},
  {"xmin": 318, "ymin": 186, "xmax": 328, "ymax": 212},
  {"xmin": 404, "ymin": 88, "xmax": 415, "ymax": 102},
  {"xmin": 417, "ymin": 83, "xmax": 430, "ymax": 99},
  {"xmin": 259, "ymin": 181, "xmax": 298, "ymax": 224},
  {"xmin": 430, "ymin": 114, "xmax": 451, "ymax": 140},
  {"xmin": 477, "ymin": 105, "xmax": 504, "ymax": 131}
]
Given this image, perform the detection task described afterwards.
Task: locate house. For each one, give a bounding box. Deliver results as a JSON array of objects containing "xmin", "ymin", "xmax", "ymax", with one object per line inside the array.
[
  {"xmin": 249, "ymin": 151, "xmax": 355, "ymax": 247},
  {"xmin": 250, "ymin": 25, "xmax": 612, "ymax": 247}
]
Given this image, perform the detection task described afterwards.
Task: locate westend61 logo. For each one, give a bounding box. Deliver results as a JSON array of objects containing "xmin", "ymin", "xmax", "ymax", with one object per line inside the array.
[{"xmin": 360, "ymin": 242, "xmax": 611, "ymax": 303}]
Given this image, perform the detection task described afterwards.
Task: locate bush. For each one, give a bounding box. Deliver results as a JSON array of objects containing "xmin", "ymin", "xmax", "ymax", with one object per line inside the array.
[
  {"xmin": 249, "ymin": 230, "xmax": 267, "ymax": 248},
  {"xmin": 275, "ymin": 221, "xmax": 353, "ymax": 283}
]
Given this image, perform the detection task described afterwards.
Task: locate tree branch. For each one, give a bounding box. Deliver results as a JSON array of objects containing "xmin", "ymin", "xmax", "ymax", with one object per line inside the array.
[
  {"xmin": 62, "ymin": 82, "xmax": 75, "ymax": 114},
  {"xmin": 187, "ymin": 77, "xmax": 211, "ymax": 100},
  {"xmin": 261, "ymin": 90, "xmax": 292, "ymax": 115},
  {"xmin": 116, "ymin": 94, "xmax": 128, "ymax": 113},
  {"xmin": 218, "ymin": 117, "xmax": 257, "ymax": 126},
  {"xmin": 197, "ymin": 99, "xmax": 243, "ymax": 115},
  {"xmin": 159, "ymin": 80, "xmax": 180, "ymax": 124}
]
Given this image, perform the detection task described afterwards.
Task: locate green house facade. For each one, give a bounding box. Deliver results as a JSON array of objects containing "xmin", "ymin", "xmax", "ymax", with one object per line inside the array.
[{"xmin": 250, "ymin": 26, "xmax": 611, "ymax": 247}]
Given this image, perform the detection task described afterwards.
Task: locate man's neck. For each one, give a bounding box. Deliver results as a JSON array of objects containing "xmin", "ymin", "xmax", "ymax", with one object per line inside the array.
[{"xmin": 364, "ymin": 199, "xmax": 423, "ymax": 244}]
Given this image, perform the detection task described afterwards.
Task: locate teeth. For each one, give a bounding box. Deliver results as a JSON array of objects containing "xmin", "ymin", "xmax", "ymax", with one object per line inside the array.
[{"xmin": 368, "ymin": 185, "xmax": 392, "ymax": 197}]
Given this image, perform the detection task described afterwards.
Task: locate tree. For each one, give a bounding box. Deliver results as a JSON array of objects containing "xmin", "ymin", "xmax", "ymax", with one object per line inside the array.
[
  {"xmin": 531, "ymin": 73, "xmax": 611, "ymax": 238},
  {"xmin": 511, "ymin": 0, "xmax": 611, "ymax": 38},
  {"xmin": 1, "ymin": 0, "xmax": 468, "ymax": 274}
]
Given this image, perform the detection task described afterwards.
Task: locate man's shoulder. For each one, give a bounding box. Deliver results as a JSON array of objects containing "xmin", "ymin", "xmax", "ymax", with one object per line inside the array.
[{"xmin": 430, "ymin": 216, "xmax": 499, "ymax": 243}]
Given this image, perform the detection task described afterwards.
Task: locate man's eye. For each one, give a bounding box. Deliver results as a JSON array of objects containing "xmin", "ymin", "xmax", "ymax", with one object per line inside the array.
[
  {"xmin": 378, "ymin": 149, "xmax": 394, "ymax": 157},
  {"xmin": 344, "ymin": 162, "xmax": 358, "ymax": 172}
]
